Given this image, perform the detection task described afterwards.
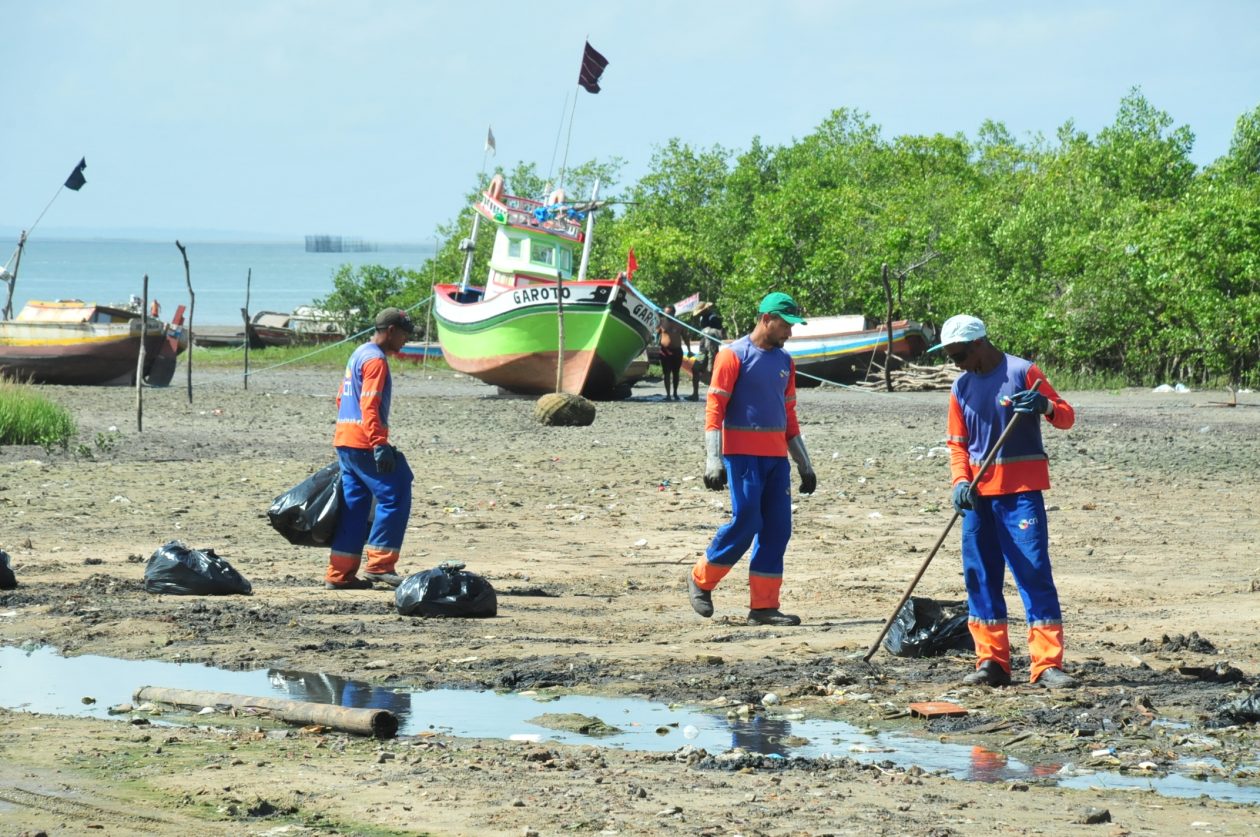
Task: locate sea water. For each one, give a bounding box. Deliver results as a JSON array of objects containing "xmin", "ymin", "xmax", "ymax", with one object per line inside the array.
[{"xmin": 4, "ymin": 238, "xmax": 435, "ymax": 325}]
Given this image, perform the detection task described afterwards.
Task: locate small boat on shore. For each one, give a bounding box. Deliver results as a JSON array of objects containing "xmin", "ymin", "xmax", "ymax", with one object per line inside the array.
[
  {"xmin": 393, "ymin": 341, "xmax": 443, "ymax": 363},
  {"xmin": 431, "ymin": 175, "xmax": 658, "ymax": 398},
  {"xmin": 678, "ymin": 314, "xmax": 934, "ymax": 389},
  {"xmin": 785, "ymin": 315, "xmax": 934, "ymax": 386},
  {"xmin": 0, "ymin": 299, "xmax": 184, "ymax": 386}
]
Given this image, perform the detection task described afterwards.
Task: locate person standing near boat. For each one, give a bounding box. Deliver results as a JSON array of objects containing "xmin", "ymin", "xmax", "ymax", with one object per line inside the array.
[
  {"xmin": 688, "ymin": 303, "xmax": 726, "ymax": 401},
  {"xmin": 657, "ymin": 305, "xmax": 690, "ymax": 400},
  {"xmin": 687, "ymin": 292, "xmax": 817, "ymax": 626},
  {"xmin": 324, "ymin": 308, "xmax": 415, "ymax": 590},
  {"xmin": 935, "ymin": 314, "xmax": 1078, "ymax": 688}
]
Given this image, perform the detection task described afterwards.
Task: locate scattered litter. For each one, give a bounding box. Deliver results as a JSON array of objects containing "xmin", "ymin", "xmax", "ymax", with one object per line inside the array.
[
  {"xmin": 633, "ymin": 538, "xmax": 648, "ymax": 548},
  {"xmin": 867, "ymin": 512, "xmax": 882, "ymax": 519},
  {"xmin": 1209, "ymin": 691, "xmax": 1260, "ymax": 727},
  {"xmin": 909, "ymin": 701, "xmax": 968, "ymax": 719}
]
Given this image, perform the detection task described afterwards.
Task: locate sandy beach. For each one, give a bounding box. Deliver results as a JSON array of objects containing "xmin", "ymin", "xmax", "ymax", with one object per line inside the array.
[{"xmin": 2, "ymin": 362, "xmax": 1259, "ymax": 835}]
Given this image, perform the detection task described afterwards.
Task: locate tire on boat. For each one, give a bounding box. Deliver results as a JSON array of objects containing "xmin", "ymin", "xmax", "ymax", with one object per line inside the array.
[{"xmin": 534, "ymin": 392, "xmax": 596, "ymax": 427}]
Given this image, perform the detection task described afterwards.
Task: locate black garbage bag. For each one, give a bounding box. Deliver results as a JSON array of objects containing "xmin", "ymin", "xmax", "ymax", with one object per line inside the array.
[
  {"xmin": 396, "ymin": 561, "xmax": 496, "ymax": 618},
  {"xmin": 1210, "ymin": 691, "xmax": 1260, "ymax": 727},
  {"xmin": 268, "ymin": 463, "xmax": 341, "ymax": 547},
  {"xmin": 882, "ymin": 596, "xmax": 974, "ymax": 657},
  {"xmin": 144, "ymin": 541, "xmax": 253, "ymax": 596},
  {"xmin": 0, "ymin": 549, "xmax": 15, "ymax": 590}
]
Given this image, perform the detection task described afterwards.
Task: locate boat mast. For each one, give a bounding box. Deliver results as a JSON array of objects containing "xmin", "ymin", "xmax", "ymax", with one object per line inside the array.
[
  {"xmin": 576, "ymin": 179, "xmax": 600, "ymax": 281},
  {"xmin": 457, "ymin": 211, "xmax": 481, "ymax": 295},
  {"xmin": 1, "ymin": 232, "xmax": 27, "ymax": 320}
]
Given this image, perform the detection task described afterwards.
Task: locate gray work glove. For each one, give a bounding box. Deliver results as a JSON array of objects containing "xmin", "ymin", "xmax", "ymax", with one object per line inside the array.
[
  {"xmin": 951, "ymin": 481, "xmax": 975, "ymax": 513},
  {"xmin": 787, "ymin": 435, "xmax": 817, "ymax": 495},
  {"xmin": 703, "ymin": 429, "xmax": 727, "ymax": 490},
  {"xmin": 373, "ymin": 444, "xmax": 397, "ymax": 474}
]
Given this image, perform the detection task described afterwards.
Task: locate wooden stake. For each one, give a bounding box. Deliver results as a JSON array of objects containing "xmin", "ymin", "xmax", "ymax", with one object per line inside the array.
[
  {"xmin": 555, "ymin": 270, "xmax": 565, "ymax": 393},
  {"xmin": 175, "ymin": 240, "xmax": 194, "ymax": 403},
  {"xmin": 242, "ymin": 268, "xmax": 252, "ymax": 390},
  {"xmin": 135, "ymin": 275, "xmax": 148, "ymax": 432}
]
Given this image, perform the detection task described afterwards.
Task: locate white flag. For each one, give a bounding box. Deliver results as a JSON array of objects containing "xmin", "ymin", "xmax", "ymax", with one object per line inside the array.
[{"xmin": 485, "ymin": 126, "xmax": 496, "ymax": 155}]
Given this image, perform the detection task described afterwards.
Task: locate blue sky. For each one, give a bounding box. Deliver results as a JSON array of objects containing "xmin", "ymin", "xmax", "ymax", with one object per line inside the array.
[{"xmin": 4, "ymin": 1, "xmax": 1258, "ymax": 243}]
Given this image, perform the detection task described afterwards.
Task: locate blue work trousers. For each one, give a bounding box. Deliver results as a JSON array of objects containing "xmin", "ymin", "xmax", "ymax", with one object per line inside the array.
[
  {"xmin": 706, "ymin": 454, "xmax": 793, "ymax": 579},
  {"xmin": 961, "ymin": 490, "xmax": 1061, "ymax": 626},
  {"xmin": 330, "ymin": 446, "xmax": 413, "ymax": 559}
]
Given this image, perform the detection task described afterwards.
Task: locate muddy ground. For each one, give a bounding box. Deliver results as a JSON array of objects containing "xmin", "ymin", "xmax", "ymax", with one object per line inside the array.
[{"xmin": 2, "ymin": 360, "xmax": 1260, "ymax": 836}]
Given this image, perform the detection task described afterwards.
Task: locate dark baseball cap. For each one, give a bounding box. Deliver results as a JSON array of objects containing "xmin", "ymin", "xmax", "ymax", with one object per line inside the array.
[
  {"xmin": 758, "ymin": 292, "xmax": 807, "ymax": 325},
  {"xmin": 375, "ymin": 307, "xmax": 415, "ymax": 334}
]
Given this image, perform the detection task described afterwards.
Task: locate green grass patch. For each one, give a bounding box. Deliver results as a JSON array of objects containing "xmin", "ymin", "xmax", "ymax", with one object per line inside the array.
[
  {"xmin": 190, "ymin": 341, "xmax": 450, "ymax": 374},
  {"xmin": 0, "ymin": 379, "xmax": 77, "ymax": 449}
]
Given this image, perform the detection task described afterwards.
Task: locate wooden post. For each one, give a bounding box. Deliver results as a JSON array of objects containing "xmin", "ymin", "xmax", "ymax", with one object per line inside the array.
[
  {"xmin": 881, "ymin": 263, "xmax": 894, "ymax": 393},
  {"xmin": 554, "ymin": 271, "xmax": 565, "ymax": 393},
  {"xmin": 176, "ymin": 241, "xmax": 194, "ymax": 403},
  {"xmin": 242, "ymin": 268, "xmax": 252, "ymax": 390},
  {"xmin": 422, "ymin": 293, "xmax": 435, "ymax": 370},
  {"xmin": 135, "ymin": 275, "xmax": 148, "ymax": 432}
]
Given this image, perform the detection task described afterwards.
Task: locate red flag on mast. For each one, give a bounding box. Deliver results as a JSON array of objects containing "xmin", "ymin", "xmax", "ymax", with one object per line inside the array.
[{"xmin": 626, "ymin": 248, "xmax": 638, "ymax": 280}]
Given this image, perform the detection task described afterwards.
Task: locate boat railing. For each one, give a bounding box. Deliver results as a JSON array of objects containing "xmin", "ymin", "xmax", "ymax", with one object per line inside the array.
[{"xmin": 478, "ymin": 192, "xmax": 583, "ymax": 240}]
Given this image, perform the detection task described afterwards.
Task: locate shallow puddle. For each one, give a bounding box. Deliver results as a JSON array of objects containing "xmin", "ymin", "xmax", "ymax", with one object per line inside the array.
[{"xmin": 2, "ymin": 644, "xmax": 1257, "ymax": 804}]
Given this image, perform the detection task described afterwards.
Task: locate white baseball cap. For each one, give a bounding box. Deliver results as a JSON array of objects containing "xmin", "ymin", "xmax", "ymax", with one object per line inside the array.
[{"xmin": 929, "ymin": 314, "xmax": 987, "ymax": 351}]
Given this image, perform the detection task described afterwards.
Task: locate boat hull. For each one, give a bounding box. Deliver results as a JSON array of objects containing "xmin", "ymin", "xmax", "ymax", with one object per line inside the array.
[
  {"xmin": 787, "ymin": 319, "xmax": 933, "ymax": 386},
  {"xmin": 432, "ymin": 280, "xmax": 657, "ymax": 398},
  {"xmin": 0, "ymin": 321, "xmax": 170, "ymax": 385}
]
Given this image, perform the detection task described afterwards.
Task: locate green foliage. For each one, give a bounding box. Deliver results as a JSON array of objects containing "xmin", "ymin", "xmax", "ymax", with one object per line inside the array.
[
  {"xmin": 0, "ymin": 380, "xmax": 77, "ymax": 449},
  {"xmin": 313, "ymin": 264, "xmax": 424, "ymax": 335},
  {"xmin": 411, "ymin": 93, "xmax": 1260, "ymax": 386}
]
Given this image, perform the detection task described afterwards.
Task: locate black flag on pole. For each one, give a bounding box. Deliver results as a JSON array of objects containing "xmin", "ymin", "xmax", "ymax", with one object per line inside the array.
[
  {"xmin": 577, "ymin": 41, "xmax": 608, "ymax": 94},
  {"xmin": 64, "ymin": 157, "xmax": 87, "ymax": 191}
]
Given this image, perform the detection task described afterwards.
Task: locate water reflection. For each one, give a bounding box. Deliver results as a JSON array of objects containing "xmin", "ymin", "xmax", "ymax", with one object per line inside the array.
[
  {"xmin": 729, "ymin": 716, "xmax": 793, "ymax": 756},
  {"xmin": 268, "ymin": 669, "xmax": 412, "ymax": 716}
]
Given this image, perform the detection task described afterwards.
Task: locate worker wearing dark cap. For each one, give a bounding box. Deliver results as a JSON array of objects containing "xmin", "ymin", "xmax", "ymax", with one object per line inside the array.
[{"xmin": 325, "ymin": 307, "xmax": 415, "ymax": 590}]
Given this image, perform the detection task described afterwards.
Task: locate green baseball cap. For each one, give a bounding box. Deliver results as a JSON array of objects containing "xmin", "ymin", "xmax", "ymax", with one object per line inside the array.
[{"xmin": 758, "ymin": 292, "xmax": 807, "ymax": 325}]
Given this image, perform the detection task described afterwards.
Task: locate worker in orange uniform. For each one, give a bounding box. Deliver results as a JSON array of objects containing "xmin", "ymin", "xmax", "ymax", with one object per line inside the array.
[
  {"xmin": 325, "ymin": 308, "xmax": 415, "ymax": 590},
  {"xmin": 688, "ymin": 292, "xmax": 817, "ymax": 626},
  {"xmin": 935, "ymin": 314, "xmax": 1077, "ymax": 688}
]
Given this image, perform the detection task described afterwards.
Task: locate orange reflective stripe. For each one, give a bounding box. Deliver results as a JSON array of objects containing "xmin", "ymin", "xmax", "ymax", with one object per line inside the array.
[
  {"xmin": 968, "ymin": 620, "xmax": 1010, "ymax": 672},
  {"xmin": 326, "ymin": 550, "xmax": 362, "ymax": 585},
  {"xmin": 748, "ymin": 574, "xmax": 781, "ymax": 610},
  {"xmin": 1028, "ymin": 623, "xmax": 1065, "ymax": 682},
  {"xmin": 692, "ymin": 559, "xmax": 732, "ymax": 590},
  {"xmin": 722, "ymin": 426, "xmax": 789, "ymax": 457},
  {"xmin": 364, "ymin": 546, "xmax": 400, "ymax": 575}
]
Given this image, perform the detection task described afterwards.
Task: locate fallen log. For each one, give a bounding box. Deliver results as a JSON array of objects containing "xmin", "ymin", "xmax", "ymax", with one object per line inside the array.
[{"xmin": 133, "ymin": 685, "xmax": 399, "ymax": 739}]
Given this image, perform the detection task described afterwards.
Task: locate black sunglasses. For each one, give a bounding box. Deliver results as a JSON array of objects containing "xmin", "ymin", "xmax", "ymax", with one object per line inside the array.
[{"xmin": 947, "ymin": 344, "xmax": 971, "ymax": 364}]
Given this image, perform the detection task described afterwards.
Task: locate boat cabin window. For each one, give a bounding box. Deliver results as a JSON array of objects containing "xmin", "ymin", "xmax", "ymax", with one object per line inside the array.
[
  {"xmin": 531, "ymin": 242, "xmax": 556, "ymax": 267},
  {"xmin": 508, "ymin": 237, "xmax": 523, "ymax": 258},
  {"xmin": 557, "ymin": 247, "xmax": 572, "ymax": 272}
]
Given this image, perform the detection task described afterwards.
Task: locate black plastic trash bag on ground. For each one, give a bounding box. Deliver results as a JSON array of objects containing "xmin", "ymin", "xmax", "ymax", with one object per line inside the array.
[
  {"xmin": 144, "ymin": 541, "xmax": 253, "ymax": 596},
  {"xmin": 396, "ymin": 561, "xmax": 497, "ymax": 618},
  {"xmin": 882, "ymin": 596, "xmax": 974, "ymax": 657},
  {"xmin": 0, "ymin": 549, "xmax": 15, "ymax": 590},
  {"xmin": 1210, "ymin": 691, "xmax": 1260, "ymax": 727},
  {"xmin": 268, "ymin": 463, "xmax": 341, "ymax": 547}
]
